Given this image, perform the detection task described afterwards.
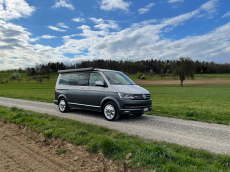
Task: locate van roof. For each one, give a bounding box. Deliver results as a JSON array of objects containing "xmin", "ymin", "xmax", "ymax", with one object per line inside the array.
[{"xmin": 58, "ymin": 67, "xmax": 116, "ymax": 74}]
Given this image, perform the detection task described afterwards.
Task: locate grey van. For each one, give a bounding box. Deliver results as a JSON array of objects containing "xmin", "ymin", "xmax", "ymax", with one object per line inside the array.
[{"xmin": 54, "ymin": 67, "xmax": 152, "ymax": 121}]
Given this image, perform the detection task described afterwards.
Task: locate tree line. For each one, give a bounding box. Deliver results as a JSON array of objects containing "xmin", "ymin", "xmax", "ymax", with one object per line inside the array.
[{"xmin": 27, "ymin": 59, "xmax": 229, "ymax": 75}]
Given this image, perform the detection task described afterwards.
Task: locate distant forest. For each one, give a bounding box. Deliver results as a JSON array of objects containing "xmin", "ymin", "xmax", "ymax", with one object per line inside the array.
[{"xmin": 25, "ymin": 59, "xmax": 230, "ymax": 76}]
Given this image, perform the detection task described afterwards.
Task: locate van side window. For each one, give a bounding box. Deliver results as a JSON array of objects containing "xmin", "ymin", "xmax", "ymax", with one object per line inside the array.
[
  {"xmin": 59, "ymin": 74, "xmax": 70, "ymax": 85},
  {"xmin": 69, "ymin": 73, "xmax": 80, "ymax": 85},
  {"xmin": 78, "ymin": 73, "xmax": 89, "ymax": 86},
  {"xmin": 69, "ymin": 73, "xmax": 88, "ymax": 86},
  {"xmin": 89, "ymin": 73, "xmax": 105, "ymax": 86}
]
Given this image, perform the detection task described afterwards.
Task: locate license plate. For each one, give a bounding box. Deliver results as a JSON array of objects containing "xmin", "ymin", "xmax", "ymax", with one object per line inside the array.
[{"xmin": 143, "ymin": 108, "xmax": 148, "ymax": 112}]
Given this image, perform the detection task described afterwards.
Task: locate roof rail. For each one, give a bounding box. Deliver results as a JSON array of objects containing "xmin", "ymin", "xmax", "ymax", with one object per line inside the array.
[{"xmin": 58, "ymin": 67, "xmax": 94, "ymax": 73}]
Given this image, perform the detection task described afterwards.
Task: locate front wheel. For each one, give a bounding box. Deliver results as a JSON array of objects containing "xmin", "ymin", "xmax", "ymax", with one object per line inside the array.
[
  {"xmin": 103, "ymin": 101, "xmax": 120, "ymax": 121},
  {"xmin": 58, "ymin": 98, "xmax": 69, "ymax": 113}
]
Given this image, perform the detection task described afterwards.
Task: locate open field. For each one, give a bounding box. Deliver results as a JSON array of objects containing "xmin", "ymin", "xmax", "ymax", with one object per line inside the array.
[
  {"xmin": 143, "ymin": 85, "xmax": 230, "ymax": 125},
  {"xmin": 1, "ymin": 105, "xmax": 230, "ymax": 172},
  {"xmin": 0, "ymin": 78, "xmax": 230, "ymax": 124},
  {"xmin": 128, "ymin": 73, "xmax": 230, "ymax": 81},
  {"xmin": 135, "ymin": 79, "xmax": 230, "ymax": 86}
]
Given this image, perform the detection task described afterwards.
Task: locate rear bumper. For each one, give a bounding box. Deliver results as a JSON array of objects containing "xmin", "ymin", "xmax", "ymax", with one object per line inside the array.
[{"xmin": 54, "ymin": 100, "xmax": 58, "ymax": 105}]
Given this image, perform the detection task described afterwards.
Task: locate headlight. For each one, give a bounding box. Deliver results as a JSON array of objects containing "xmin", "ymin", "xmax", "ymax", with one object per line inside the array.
[{"xmin": 118, "ymin": 93, "xmax": 134, "ymax": 99}]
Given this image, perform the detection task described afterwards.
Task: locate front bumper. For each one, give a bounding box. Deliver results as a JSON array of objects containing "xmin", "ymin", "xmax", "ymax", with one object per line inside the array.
[{"xmin": 118, "ymin": 99, "xmax": 152, "ymax": 114}]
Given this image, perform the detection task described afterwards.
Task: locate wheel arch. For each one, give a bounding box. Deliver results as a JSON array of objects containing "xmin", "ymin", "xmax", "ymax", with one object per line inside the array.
[
  {"xmin": 100, "ymin": 97, "xmax": 120, "ymax": 112},
  {"xmin": 58, "ymin": 94, "xmax": 68, "ymax": 103}
]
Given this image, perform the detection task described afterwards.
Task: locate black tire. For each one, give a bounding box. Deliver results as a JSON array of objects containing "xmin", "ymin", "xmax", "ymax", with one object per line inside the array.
[
  {"xmin": 103, "ymin": 101, "xmax": 120, "ymax": 121},
  {"xmin": 58, "ymin": 98, "xmax": 69, "ymax": 113},
  {"xmin": 133, "ymin": 113, "xmax": 144, "ymax": 116}
]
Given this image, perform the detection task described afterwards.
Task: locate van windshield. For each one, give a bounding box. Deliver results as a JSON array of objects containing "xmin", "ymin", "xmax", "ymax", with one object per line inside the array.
[{"xmin": 103, "ymin": 71, "xmax": 135, "ymax": 85}]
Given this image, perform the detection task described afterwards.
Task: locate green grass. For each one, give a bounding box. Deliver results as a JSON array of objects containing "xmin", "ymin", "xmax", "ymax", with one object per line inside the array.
[
  {"xmin": 0, "ymin": 72, "xmax": 58, "ymax": 102},
  {"xmin": 0, "ymin": 71, "xmax": 230, "ymax": 124},
  {"xmin": 1, "ymin": 105, "xmax": 230, "ymax": 172},
  {"xmin": 144, "ymin": 85, "xmax": 230, "ymax": 125}
]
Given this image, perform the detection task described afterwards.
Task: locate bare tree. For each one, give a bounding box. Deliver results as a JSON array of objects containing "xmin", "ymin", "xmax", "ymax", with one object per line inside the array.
[{"xmin": 173, "ymin": 57, "xmax": 194, "ymax": 86}]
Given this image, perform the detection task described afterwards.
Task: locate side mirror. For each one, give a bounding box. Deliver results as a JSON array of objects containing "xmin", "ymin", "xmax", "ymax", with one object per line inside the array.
[{"xmin": 95, "ymin": 81, "xmax": 105, "ymax": 87}]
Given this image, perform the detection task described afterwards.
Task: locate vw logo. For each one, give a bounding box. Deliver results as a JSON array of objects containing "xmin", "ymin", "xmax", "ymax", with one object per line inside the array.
[{"xmin": 142, "ymin": 94, "xmax": 146, "ymax": 99}]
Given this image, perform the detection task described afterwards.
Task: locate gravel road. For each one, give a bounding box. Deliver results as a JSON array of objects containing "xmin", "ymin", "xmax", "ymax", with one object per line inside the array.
[{"xmin": 0, "ymin": 97, "xmax": 230, "ymax": 155}]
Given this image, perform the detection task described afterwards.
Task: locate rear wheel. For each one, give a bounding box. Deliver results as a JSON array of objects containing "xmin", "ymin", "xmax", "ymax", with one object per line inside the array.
[
  {"xmin": 103, "ymin": 101, "xmax": 120, "ymax": 121},
  {"xmin": 58, "ymin": 98, "xmax": 69, "ymax": 113}
]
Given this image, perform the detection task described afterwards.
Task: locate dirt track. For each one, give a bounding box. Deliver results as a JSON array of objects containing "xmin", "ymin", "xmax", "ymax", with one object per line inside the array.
[
  {"xmin": 0, "ymin": 121, "xmax": 133, "ymax": 172},
  {"xmin": 134, "ymin": 79, "xmax": 230, "ymax": 86}
]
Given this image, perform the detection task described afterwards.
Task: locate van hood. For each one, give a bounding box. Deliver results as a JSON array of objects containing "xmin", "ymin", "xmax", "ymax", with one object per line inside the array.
[{"xmin": 110, "ymin": 85, "xmax": 149, "ymax": 94}]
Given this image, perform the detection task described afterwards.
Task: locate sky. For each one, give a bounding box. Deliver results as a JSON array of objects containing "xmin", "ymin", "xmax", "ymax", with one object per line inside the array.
[{"xmin": 0, "ymin": 0, "xmax": 230, "ymax": 70}]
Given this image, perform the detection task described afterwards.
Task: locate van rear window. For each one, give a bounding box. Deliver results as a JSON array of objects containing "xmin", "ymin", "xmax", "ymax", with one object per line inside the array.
[{"xmin": 59, "ymin": 74, "xmax": 70, "ymax": 85}]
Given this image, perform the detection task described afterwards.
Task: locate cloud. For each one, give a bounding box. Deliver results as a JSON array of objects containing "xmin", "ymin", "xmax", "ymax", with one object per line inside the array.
[
  {"xmin": 30, "ymin": 35, "xmax": 57, "ymax": 42},
  {"xmin": 57, "ymin": 22, "xmax": 69, "ymax": 29},
  {"xmin": 41, "ymin": 35, "xmax": 57, "ymax": 39},
  {"xmin": 77, "ymin": 25, "xmax": 91, "ymax": 31},
  {"xmin": 52, "ymin": 0, "xmax": 74, "ymax": 10},
  {"xmin": 0, "ymin": 20, "xmax": 67, "ymax": 70},
  {"xmin": 200, "ymin": 0, "xmax": 219, "ymax": 18},
  {"xmin": 100, "ymin": 0, "xmax": 131, "ymax": 11},
  {"xmin": 89, "ymin": 18, "xmax": 119, "ymax": 31},
  {"xmin": 0, "ymin": 0, "xmax": 35, "ymax": 20},
  {"xmin": 168, "ymin": 0, "xmax": 184, "ymax": 3},
  {"xmin": 1, "ymin": 0, "xmax": 229, "ymax": 70},
  {"xmin": 47, "ymin": 25, "xmax": 66, "ymax": 32},
  {"xmin": 72, "ymin": 17, "xmax": 85, "ymax": 22},
  {"xmin": 138, "ymin": 3, "xmax": 155, "ymax": 14},
  {"xmin": 222, "ymin": 11, "xmax": 230, "ymax": 18}
]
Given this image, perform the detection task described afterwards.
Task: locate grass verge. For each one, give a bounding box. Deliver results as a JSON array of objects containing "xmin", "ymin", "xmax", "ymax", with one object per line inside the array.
[
  {"xmin": 0, "ymin": 105, "xmax": 230, "ymax": 172},
  {"xmin": 144, "ymin": 85, "xmax": 230, "ymax": 125}
]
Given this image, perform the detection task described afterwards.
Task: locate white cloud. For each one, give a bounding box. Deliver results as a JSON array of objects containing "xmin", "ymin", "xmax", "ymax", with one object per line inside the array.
[
  {"xmin": 72, "ymin": 17, "xmax": 85, "ymax": 22},
  {"xmin": 30, "ymin": 35, "xmax": 57, "ymax": 42},
  {"xmin": 222, "ymin": 11, "xmax": 230, "ymax": 18},
  {"xmin": 77, "ymin": 25, "xmax": 90, "ymax": 30},
  {"xmin": 47, "ymin": 25, "xmax": 66, "ymax": 32},
  {"xmin": 1, "ymin": 0, "xmax": 229, "ymax": 70},
  {"xmin": 57, "ymin": 22, "xmax": 69, "ymax": 29},
  {"xmin": 0, "ymin": 20, "xmax": 65, "ymax": 70},
  {"xmin": 0, "ymin": 0, "xmax": 35, "ymax": 20},
  {"xmin": 200, "ymin": 0, "xmax": 219, "ymax": 18},
  {"xmin": 138, "ymin": 3, "xmax": 155, "ymax": 14},
  {"xmin": 41, "ymin": 35, "xmax": 57, "ymax": 39},
  {"xmin": 168, "ymin": 0, "xmax": 184, "ymax": 3},
  {"xmin": 100, "ymin": 0, "xmax": 131, "ymax": 11},
  {"xmin": 52, "ymin": 0, "xmax": 74, "ymax": 10},
  {"xmin": 89, "ymin": 18, "xmax": 119, "ymax": 31}
]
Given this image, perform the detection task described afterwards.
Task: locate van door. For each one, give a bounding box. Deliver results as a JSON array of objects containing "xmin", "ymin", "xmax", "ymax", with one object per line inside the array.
[
  {"xmin": 85, "ymin": 72, "xmax": 106, "ymax": 111},
  {"xmin": 67, "ymin": 72, "xmax": 89, "ymax": 108}
]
